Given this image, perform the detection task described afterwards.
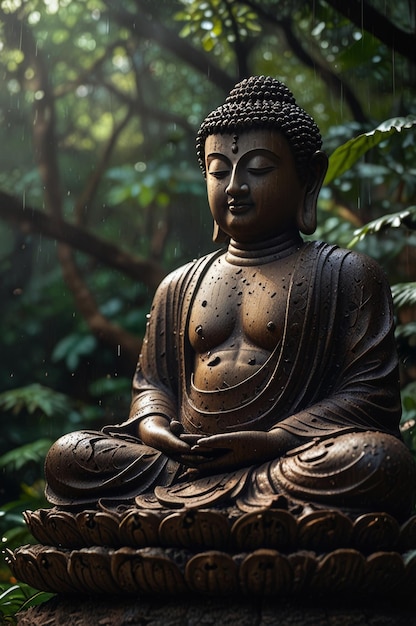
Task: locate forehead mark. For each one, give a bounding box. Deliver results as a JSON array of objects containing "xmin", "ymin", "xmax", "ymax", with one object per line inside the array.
[{"xmin": 232, "ymin": 134, "xmax": 239, "ymax": 154}]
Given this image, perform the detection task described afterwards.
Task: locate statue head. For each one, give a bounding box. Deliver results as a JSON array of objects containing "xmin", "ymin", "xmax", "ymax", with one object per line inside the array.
[{"xmin": 196, "ymin": 76, "xmax": 328, "ymax": 238}]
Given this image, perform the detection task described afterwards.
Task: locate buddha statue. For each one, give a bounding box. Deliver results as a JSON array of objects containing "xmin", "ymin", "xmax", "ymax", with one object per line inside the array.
[{"xmin": 44, "ymin": 76, "xmax": 416, "ymax": 520}]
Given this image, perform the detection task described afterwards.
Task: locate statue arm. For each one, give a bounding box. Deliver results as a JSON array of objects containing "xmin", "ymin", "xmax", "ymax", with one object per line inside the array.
[
  {"xmin": 122, "ymin": 261, "xmax": 209, "ymax": 461},
  {"xmin": 275, "ymin": 251, "xmax": 401, "ymax": 440}
]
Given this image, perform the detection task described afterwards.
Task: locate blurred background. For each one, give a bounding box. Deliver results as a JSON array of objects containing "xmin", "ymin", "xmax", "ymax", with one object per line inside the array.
[{"xmin": 0, "ymin": 0, "xmax": 415, "ymax": 612}]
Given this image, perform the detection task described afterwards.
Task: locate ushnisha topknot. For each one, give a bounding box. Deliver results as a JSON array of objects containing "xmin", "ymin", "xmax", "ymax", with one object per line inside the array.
[{"xmin": 196, "ymin": 75, "xmax": 322, "ymax": 181}]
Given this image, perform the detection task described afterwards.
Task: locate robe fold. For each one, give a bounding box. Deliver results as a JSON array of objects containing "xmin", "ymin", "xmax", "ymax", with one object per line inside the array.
[
  {"xmin": 46, "ymin": 242, "xmax": 415, "ymax": 515},
  {"xmin": 128, "ymin": 241, "xmax": 401, "ymax": 440}
]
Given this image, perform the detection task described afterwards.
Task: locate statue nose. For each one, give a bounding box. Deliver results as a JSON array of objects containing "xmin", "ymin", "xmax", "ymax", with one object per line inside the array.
[{"xmin": 226, "ymin": 172, "xmax": 249, "ymax": 196}]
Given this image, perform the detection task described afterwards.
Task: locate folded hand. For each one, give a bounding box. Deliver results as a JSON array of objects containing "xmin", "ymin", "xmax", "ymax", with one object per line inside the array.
[{"xmin": 190, "ymin": 430, "xmax": 278, "ymax": 472}]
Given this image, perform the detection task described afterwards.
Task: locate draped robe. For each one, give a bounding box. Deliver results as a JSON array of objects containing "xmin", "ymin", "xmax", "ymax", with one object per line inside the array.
[
  {"xmin": 44, "ymin": 242, "xmax": 416, "ymax": 517},
  {"xmin": 130, "ymin": 241, "xmax": 401, "ymax": 438}
]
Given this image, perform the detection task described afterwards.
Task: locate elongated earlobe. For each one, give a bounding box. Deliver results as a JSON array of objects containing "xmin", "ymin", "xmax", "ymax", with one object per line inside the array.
[
  {"xmin": 212, "ymin": 221, "xmax": 229, "ymax": 243},
  {"xmin": 297, "ymin": 151, "xmax": 328, "ymax": 235}
]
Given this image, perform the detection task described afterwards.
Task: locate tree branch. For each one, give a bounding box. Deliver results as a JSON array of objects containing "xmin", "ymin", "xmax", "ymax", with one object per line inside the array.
[
  {"xmin": 281, "ymin": 17, "xmax": 368, "ymax": 123},
  {"xmin": 0, "ymin": 190, "xmax": 165, "ymax": 291},
  {"xmin": 57, "ymin": 244, "xmax": 141, "ymax": 367},
  {"xmin": 53, "ymin": 40, "xmax": 125, "ymax": 99},
  {"xmin": 239, "ymin": 1, "xmax": 368, "ymax": 123},
  {"xmin": 0, "ymin": 7, "xmax": 145, "ymax": 364},
  {"xmin": 324, "ymin": 0, "xmax": 416, "ymax": 64},
  {"xmin": 89, "ymin": 77, "xmax": 196, "ymax": 134},
  {"xmin": 74, "ymin": 107, "xmax": 134, "ymax": 225},
  {"xmin": 103, "ymin": 1, "xmax": 235, "ymax": 93},
  {"xmin": 224, "ymin": 0, "xmax": 250, "ymax": 79}
]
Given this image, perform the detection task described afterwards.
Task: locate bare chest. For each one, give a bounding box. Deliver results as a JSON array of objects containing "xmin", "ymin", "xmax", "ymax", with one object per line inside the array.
[{"xmin": 188, "ymin": 260, "xmax": 292, "ymax": 354}]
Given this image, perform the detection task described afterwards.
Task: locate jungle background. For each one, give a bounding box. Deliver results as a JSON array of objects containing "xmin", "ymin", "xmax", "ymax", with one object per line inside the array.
[{"xmin": 0, "ymin": 0, "xmax": 415, "ymax": 617}]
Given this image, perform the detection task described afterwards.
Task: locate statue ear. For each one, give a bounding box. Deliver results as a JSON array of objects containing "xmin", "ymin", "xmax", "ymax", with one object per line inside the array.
[
  {"xmin": 297, "ymin": 150, "xmax": 328, "ymax": 235},
  {"xmin": 212, "ymin": 220, "xmax": 230, "ymax": 243}
]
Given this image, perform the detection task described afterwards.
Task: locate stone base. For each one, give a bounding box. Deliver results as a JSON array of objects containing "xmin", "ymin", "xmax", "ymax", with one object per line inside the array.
[
  {"xmin": 16, "ymin": 594, "xmax": 416, "ymax": 625},
  {"xmin": 8, "ymin": 508, "xmax": 416, "ymax": 597}
]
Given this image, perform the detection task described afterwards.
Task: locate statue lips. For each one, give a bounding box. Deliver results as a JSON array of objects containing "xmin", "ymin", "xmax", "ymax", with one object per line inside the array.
[{"xmin": 228, "ymin": 201, "xmax": 254, "ymax": 215}]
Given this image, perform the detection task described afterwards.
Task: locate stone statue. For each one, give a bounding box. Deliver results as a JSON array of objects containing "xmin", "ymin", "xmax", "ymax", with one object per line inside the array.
[
  {"xmin": 43, "ymin": 76, "xmax": 416, "ymax": 520},
  {"xmin": 9, "ymin": 76, "xmax": 416, "ymax": 605}
]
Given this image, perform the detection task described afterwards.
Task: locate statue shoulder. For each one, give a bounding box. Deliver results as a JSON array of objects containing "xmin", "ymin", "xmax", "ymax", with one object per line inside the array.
[
  {"xmin": 304, "ymin": 242, "xmax": 392, "ymax": 312},
  {"xmin": 334, "ymin": 246, "xmax": 389, "ymax": 284},
  {"xmin": 154, "ymin": 250, "xmax": 225, "ymax": 298},
  {"xmin": 310, "ymin": 241, "xmax": 389, "ymax": 285},
  {"xmin": 319, "ymin": 244, "xmax": 393, "ymax": 316}
]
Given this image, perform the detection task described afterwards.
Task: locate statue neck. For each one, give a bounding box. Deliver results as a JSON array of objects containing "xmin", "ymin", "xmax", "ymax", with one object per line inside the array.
[{"xmin": 226, "ymin": 230, "xmax": 304, "ymax": 266}]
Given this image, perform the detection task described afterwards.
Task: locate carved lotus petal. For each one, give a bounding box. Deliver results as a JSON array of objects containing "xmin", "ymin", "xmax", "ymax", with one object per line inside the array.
[
  {"xmin": 76, "ymin": 510, "xmax": 121, "ymax": 547},
  {"xmin": 288, "ymin": 551, "xmax": 317, "ymax": 594},
  {"xmin": 44, "ymin": 511, "xmax": 82, "ymax": 548},
  {"xmin": 363, "ymin": 551, "xmax": 405, "ymax": 594},
  {"xmin": 298, "ymin": 510, "xmax": 352, "ymax": 551},
  {"xmin": 231, "ymin": 509, "xmax": 297, "ymax": 551},
  {"xmin": 43, "ymin": 509, "xmax": 85, "ymax": 548},
  {"xmin": 185, "ymin": 551, "xmax": 238, "ymax": 594},
  {"xmin": 5, "ymin": 545, "xmax": 47, "ymax": 592},
  {"xmin": 118, "ymin": 509, "xmax": 160, "ymax": 547},
  {"xmin": 239, "ymin": 549, "xmax": 293, "ymax": 595},
  {"xmin": 23, "ymin": 510, "xmax": 52, "ymax": 545},
  {"xmin": 311, "ymin": 549, "xmax": 366, "ymax": 595},
  {"xmin": 159, "ymin": 509, "xmax": 229, "ymax": 549},
  {"xmin": 36, "ymin": 546, "xmax": 81, "ymax": 593},
  {"xmin": 68, "ymin": 547, "xmax": 119, "ymax": 593},
  {"xmin": 109, "ymin": 547, "xmax": 138, "ymax": 593},
  {"xmin": 111, "ymin": 547, "xmax": 186, "ymax": 594},
  {"xmin": 352, "ymin": 512, "xmax": 399, "ymax": 552},
  {"xmin": 8, "ymin": 545, "xmax": 78, "ymax": 594}
]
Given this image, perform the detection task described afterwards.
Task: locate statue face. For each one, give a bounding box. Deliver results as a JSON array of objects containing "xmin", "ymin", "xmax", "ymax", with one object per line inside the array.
[{"xmin": 205, "ymin": 130, "xmax": 306, "ymax": 242}]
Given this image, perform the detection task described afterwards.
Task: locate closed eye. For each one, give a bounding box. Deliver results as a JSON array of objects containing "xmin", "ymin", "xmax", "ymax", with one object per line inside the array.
[
  {"xmin": 209, "ymin": 170, "xmax": 230, "ymax": 179},
  {"xmin": 247, "ymin": 166, "xmax": 276, "ymax": 176}
]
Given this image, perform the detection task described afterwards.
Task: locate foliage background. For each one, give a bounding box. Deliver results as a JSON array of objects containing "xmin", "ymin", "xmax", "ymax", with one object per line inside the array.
[{"xmin": 0, "ymin": 0, "xmax": 415, "ymax": 618}]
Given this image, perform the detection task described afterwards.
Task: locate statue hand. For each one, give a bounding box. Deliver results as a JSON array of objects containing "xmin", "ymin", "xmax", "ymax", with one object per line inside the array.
[
  {"xmin": 191, "ymin": 430, "xmax": 279, "ymax": 472},
  {"xmin": 138, "ymin": 416, "xmax": 214, "ymax": 466},
  {"xmin": 138, "ymin": 415, "xmax": 191, "ymax": 458},
  {"xmin": 190, "ymin": 428, "xmax": 302, "ymax": 471}
]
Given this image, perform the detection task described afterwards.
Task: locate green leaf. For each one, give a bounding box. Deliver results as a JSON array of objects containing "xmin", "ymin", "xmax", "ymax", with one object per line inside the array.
[
  {"xmin": 336, "ymin": 35, "xmax": 382, "ymax": 71},
  {"xmin": 325, "ymin": 116, "xmax": 416, "ymax": 184},
  {"xmin": 395, "ymin": 322, "xmax": 416, "ymax": 340},
  {"xmin": 212, "ymin": 17, "xmax": 222, "ymax": 36},
  {"xmin": 89, "ymin": 376, "xmax": 131, "ymax": 397},
  {"xmin": 156, "ymin": 191, "xmax": 170, "ymax": 207},
  {"xmin": 0, "ymin": 583, "xmax": 53, "ymax": 618},
  {"xmin": 0, "ymin": 439, "xmax": 53, "ymax": 471},
  {"xmin": 139, "ymin": 185, "xmax": 155, "ymax": 208},
  {"xmin": 202, "ymin": 34, "xmax": 215, "ymax": 52},
  {"xmin": 178, "ymin": 23, "xmax": 193, "ymax": 38},
  {"xmin": 391, "ymin": 282, "xmax": 416, "ymax": 309},
  {"xmin": 52, "ymin": 333, "xmax": 97, "ymax": 371},
  {"xmin": 0, "ymin": 384, "xmax": 71, "ymax": 418},
  {"xmin": 348, "ymin": 206, "xmax": 416, "ymax": 247}
]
